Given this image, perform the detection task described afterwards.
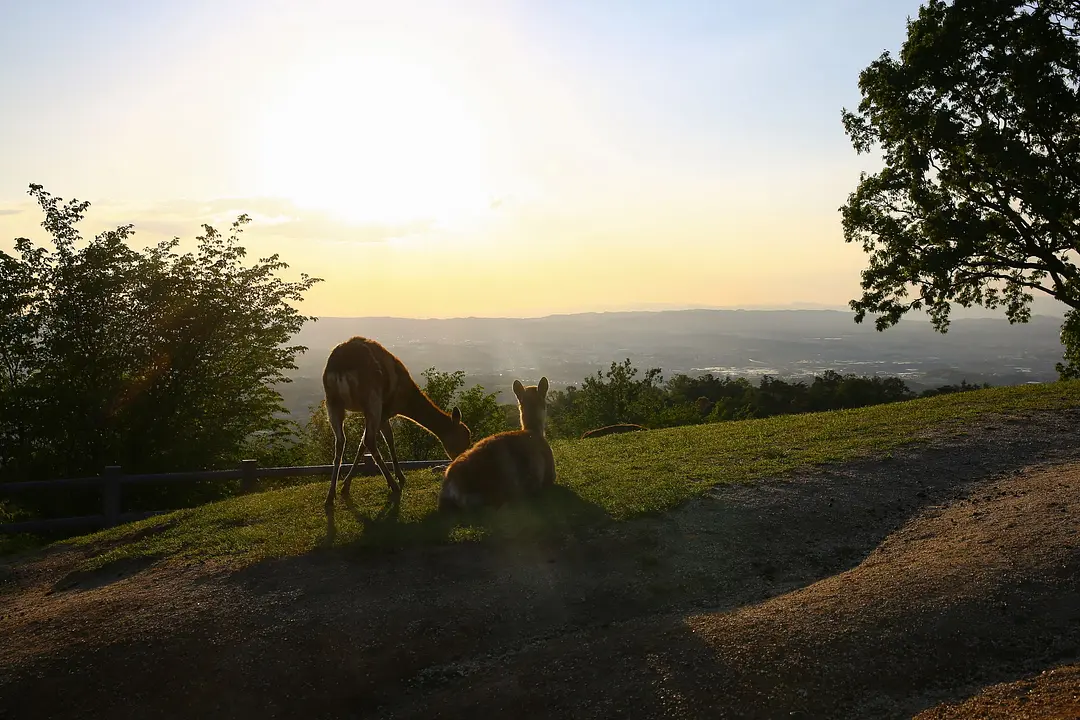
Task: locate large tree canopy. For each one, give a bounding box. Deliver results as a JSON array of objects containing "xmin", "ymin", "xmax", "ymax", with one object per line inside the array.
[
  {"xmin": 840, "ymin": 0, "xmax": 1080, "ymax": 375},
  {"xmin": 0, "ymin": 185, "xmax": 321, "ymax": 486}
]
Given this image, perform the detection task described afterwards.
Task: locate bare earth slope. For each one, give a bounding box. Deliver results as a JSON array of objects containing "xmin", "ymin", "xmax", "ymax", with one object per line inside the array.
[
  {"xmin": 916, "ymin": 664, "xmax": 1080, "ymax": 719},
  {"xmin": 2, "ymin": 410, "xmax": 1079, "ymax": 719}
]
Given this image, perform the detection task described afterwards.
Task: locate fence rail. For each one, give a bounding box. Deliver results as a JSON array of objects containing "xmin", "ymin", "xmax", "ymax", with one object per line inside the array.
[{"xmin": 0, "ymin": 456, "xmax": 448, "ymax": 535}]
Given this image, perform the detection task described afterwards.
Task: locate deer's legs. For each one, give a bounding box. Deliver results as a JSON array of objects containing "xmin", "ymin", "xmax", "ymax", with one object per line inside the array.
[
  {"xmin": 380, "ymin": 420, "xmax": 408, "ymax": 489},
  {"xmin": 343, "ymin": 404, "xmax": 399, "ymax": 495},
  {"xmin": 325, "ymin": 401, "xmax": 347, "ymax": 509},
  {"xmin": 339, "ymin": 420, "xmax": 399, "ymax": 494},
  {"xmin": 339, "ymin": 423, "xmax": 368, "ymax": 490},
  {"xmin": 340, "ymin": 421, "xmax": 369, "ymax": 498}
]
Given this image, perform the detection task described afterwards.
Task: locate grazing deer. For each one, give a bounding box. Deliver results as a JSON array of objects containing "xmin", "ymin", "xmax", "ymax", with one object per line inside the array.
[
  {"xmin": 439, "ymin": 377, "xmax": 555, "ymax": 511},
  {"xmin": 322, "ymin": 336, "xmax": 471, "ymax": 508}
]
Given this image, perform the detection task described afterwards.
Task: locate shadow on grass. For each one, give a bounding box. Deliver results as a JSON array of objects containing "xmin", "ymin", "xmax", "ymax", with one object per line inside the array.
[
  {"xmin": 48, "ymin": 555, "xmax": 159, "ymax": 594},
  {"xmin": 324, "ymin": 483, "xmax": 613, "ymax": 552}
]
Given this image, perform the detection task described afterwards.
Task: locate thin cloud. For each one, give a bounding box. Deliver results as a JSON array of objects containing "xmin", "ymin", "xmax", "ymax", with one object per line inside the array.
[
  {"xmin": 124, "ymin": 197, "xmax": 434, "ymax": 244},
  {"xmin": 0, "ymin": 200, "xmax": 31, "ymax": 217}
]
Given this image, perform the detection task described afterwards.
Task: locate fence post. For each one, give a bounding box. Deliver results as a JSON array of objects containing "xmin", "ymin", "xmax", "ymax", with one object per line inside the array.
[
  {"xmin": 102, "ymin": 465, "xmax": 122, "ymax": 527},
  {"xmin": 239, "ymin": 459, "xmax": 258, "ymax": 494}
]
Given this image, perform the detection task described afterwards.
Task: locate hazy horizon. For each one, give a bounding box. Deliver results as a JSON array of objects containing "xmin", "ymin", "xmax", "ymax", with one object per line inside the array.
[
  {"xmin": 305, "ymin": 300, "xmax": 1069, "ymax": 322},
  {"xmin": 274, "ymin": 308, "xmax": 1070, "ymax": 416}
]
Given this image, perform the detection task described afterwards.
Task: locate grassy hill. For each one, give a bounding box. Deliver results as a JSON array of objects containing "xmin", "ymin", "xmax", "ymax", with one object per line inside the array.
[{"xmin": 42, "ymin": 380, "xmax": 1080, "ymax": 573}]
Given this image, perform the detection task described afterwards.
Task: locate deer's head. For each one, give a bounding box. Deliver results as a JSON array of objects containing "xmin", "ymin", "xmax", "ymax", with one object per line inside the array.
[
  {"xmin": 513, "ymin": 376, "xmax": 549, "ymax": 433},
  {"xmin": 442, "ymin": 406, "xmax": 472, "ymax": 459}
]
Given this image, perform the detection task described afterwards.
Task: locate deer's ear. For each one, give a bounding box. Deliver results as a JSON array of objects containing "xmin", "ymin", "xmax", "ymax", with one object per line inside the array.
[
  {"xmin": 538, "ymin": 377, "xmax": 549, "ymax": 395},
  {"xmin": 452, "ymin": 407, "xmax": 461, "ymax": 424},
  {"xmin": 513, "ymin": 380, "xmax": 525, "ymax": 398}
]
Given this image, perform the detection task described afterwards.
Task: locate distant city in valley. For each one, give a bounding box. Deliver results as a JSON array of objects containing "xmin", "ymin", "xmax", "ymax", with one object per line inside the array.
[{"xmin": 277, "ymin": 309, "xmax": 1068, "ymax": 419}]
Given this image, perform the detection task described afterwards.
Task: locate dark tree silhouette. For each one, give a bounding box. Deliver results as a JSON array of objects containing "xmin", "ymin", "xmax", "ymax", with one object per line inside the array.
[
  {"xmin": 840, "ymin": 0, "xmax": 1080, "ymax": 377},
  {"xmin": 0, "ymin": 185, "xmax": 320, "ymax": 503}
]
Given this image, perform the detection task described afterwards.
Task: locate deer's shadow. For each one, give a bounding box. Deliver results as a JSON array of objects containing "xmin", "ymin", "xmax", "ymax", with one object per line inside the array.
[{"xmin": 323, "ymin": 482, "xmax": 610, "ymax": 551}]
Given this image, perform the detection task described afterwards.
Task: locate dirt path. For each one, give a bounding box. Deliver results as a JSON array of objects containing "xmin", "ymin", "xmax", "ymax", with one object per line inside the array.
[{"xmin": 2, "ymin": 410, "xmax": 1079, "ymax": 719}]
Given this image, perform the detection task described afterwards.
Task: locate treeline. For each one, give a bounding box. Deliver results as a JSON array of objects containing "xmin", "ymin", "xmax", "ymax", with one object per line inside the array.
[
  {"xmin": 295, "ymin": 360, "xmax": 986, "ymax": 456},
  {"xmin": 543, "ymin": 359, "xmax": 989, "ymax": 439}
]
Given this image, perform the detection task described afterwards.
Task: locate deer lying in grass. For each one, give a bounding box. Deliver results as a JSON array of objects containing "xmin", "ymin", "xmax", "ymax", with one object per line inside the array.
[
  {"xmin": 322, "ymin": 336, "xmax": 471, "ymax": 509},
  {"xmin": 438, "ymin": 377, "xmax": 555, "ymax": 511}
]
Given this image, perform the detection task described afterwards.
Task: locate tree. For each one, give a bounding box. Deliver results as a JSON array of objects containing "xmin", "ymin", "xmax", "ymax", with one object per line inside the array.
[
  {"xmin": 840, "ymin": 0, "xmax": 1080, "ymax": 377},
  {"xmin": 1058, "ymin": 309, "xmax": 1080, "ymax": 378},
  {"xmin": 0, "ymin": 185, "xmax": 320, "ymax": 501},
  {"xmin": 547, "ymin": 359, "xmax": 665, "ymax": 437},
  {"xmin": 454, "ymin": 383, "xmax": 508, "ymax": 440}
]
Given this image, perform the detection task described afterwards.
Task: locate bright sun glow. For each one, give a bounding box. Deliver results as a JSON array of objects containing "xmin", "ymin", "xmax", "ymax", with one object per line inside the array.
[{"xmin": 256, "ymin": 53, "xmax": 499, "ymax": 228}]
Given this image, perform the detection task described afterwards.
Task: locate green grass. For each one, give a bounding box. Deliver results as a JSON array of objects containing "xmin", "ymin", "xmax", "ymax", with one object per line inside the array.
[{"xmin": 40, "ymin": 380, "xmax": 1080, "ymax": 571}]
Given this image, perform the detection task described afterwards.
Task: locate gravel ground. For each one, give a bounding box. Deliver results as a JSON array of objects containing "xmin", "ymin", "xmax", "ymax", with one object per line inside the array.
[
  {"xmin": 1, "ymin": 410, "xmax": 1079, "ymax": 719},
  {"xmin": 915, "ymin": 663, "xmax": 1080, "ymax": 719}
]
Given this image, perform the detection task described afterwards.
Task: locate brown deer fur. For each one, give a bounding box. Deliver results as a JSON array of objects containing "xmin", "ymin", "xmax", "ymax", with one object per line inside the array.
[
  {"xmin": 438, "ymin": 377, "xmax": 555, "ymax": 511},
  {"xmin": 322, "ymin": 336, "xmax": 471, "ymax": 508}
]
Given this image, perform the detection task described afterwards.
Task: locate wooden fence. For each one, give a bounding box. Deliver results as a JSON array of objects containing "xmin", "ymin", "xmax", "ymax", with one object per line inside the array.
[{"xmin": 0, "ymin": 456, "xmax": 447, "ymax": 535}]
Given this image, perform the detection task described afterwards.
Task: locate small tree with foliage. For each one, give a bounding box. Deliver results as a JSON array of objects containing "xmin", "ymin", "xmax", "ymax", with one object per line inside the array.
[
  {"xmin": 1057, "ymin": 310, "xmax": 1080, "ymax": 379},
  {"xmin": 0, "ymin": 185, "xmax": 319, "ymax": 515},
  {"xmin": 840, "ymin": 0, "xmax": 1080, "ymax": 378},
  {"xmin": 547, "ymin": 359, "xmax": 665, "ymax": 437}
]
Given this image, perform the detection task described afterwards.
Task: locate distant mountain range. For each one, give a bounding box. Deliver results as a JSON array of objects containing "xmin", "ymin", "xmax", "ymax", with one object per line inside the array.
[{"xmin": 277, "ymin": 309, "xmax": 1067, "ymax": 418}]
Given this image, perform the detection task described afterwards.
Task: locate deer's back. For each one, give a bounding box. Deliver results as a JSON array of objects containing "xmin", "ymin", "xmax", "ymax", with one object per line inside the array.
[
  {"xmin": 322, "ymin": 336, "xmax": 412, "ymax": 412},
  {"xmin": 441, "ymin": 430, "xmax": 553, "ymax": 509}
]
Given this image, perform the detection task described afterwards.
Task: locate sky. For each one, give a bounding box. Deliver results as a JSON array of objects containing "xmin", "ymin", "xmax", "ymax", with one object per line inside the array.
[{"xmin": 0, "ymin": 0, "xmax": 960, "ymax": 319}]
